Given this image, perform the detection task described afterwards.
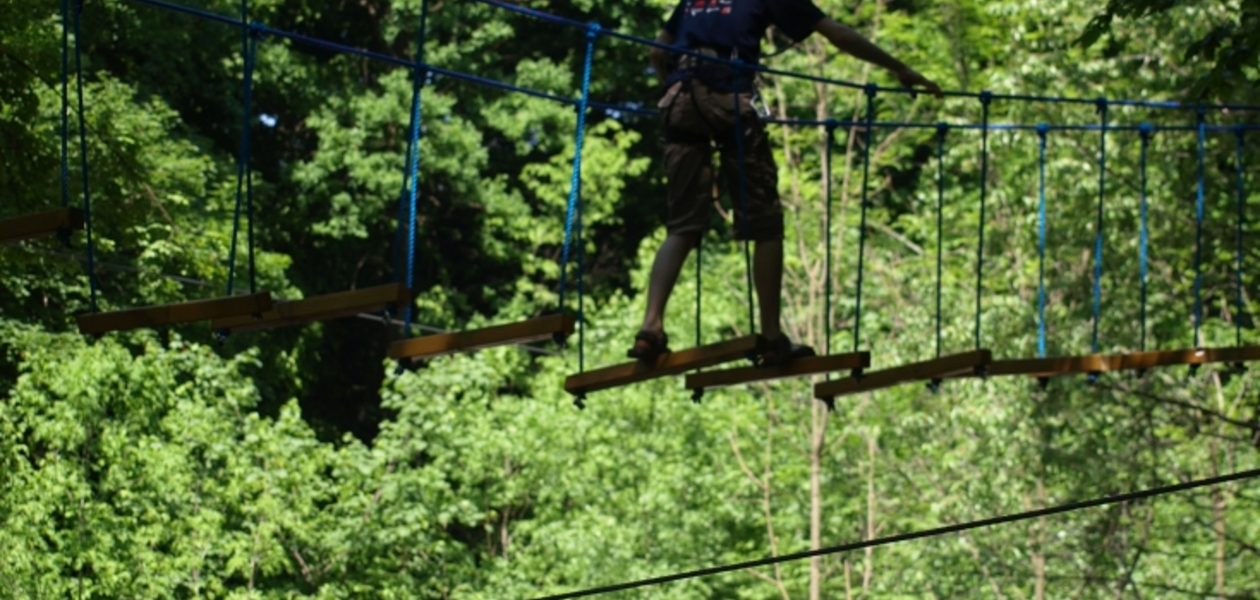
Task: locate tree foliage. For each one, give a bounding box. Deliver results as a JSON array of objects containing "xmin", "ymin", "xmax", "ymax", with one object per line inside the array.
[{"xmin": 2, "ymin": 0, "xmax": 1258, "ymax": 597}]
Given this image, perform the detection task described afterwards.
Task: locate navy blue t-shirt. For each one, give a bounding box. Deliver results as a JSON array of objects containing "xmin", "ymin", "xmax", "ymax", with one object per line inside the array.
[{"xmin": 663, "ymin": 0, "xmax": 825, "ymax": 74}]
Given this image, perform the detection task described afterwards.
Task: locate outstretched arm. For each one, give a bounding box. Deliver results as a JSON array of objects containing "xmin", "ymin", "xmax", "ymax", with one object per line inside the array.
[
  {"xmin": 813, "ymin": 17, "xmax": 942, "ymax": 98},
  {"xmin": 650, "ymin": 29, "xmax": 676, "ymax": 85}
]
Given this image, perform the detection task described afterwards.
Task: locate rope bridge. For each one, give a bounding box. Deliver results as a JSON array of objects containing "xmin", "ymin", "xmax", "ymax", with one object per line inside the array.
[
  {"xmin": 8, "ymin": 1, "xmax": 1260, "ymax": 597},
  {"xmin": 10, "ymin": 0, "xmax": 1259, "ymax": 401}
]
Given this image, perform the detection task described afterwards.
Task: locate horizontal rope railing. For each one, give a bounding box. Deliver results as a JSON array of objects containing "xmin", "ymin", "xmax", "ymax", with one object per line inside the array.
[
  {"xmin": 471, "ymin": 0, "xmax": 1260, "ymax": 113},
  {"xmin": 766, "ymin": 118, "xmax": 1260, "ymax": 134},
  {"xmin": 126, "ymin": 0, "xmax": 577, "ymax": 106},
  {"xmin": 526, "ymin": 467, "xmax": 1260, "ymax": 600},
  {"xmin": 123, "ymin": 0, "xmax": 1260, "ymax": 133}
]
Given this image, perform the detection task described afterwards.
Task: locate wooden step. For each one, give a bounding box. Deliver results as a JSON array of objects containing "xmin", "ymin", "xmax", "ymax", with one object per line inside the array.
[
  {"xmin": 211, "ymin": 283, "xmax": 410, "ymax": 333},
  {"xmin": 1202, "ymin": 345, "xmax": 1260, "ymax": 365},
  {"xmin": 565, "ymin": 335, "xmax": 761, "ymax": 397},
  {"xmin": 389, "ymin": 314, "xmax": 576, "ymax": 361},
  {"xmin": 977, "ymin": 354, "xmax": 1121, "ymax": 378},
  {"xmin": 1114, "ymin": 348, "xmax": 1210, "ymax": 371},
  {"xmin": 0, "ymin": 208, "xmax": 84, "ymax": 244},
  {"xmin": 814, "ymin": 349, "xmax": 992, "ymax": 400},
  {"xmin": 685, "ymin": 351, "xmax": 871, "ymax": 391},
  {"xmin": 76, "ymin": 292, "xmax": 273, "ymax": 335}
]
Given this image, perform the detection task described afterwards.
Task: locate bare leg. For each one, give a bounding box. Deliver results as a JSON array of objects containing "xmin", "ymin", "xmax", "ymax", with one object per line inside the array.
[
  {"xmin": 753, "ymin": 238, "xmax": 783, "ymax": 340},
  {"xmin": 640, "ymin": 231, "xmax": 702, "ymax": 334}
]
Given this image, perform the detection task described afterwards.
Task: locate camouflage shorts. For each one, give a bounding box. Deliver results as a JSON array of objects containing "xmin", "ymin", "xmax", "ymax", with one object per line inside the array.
[{"xmin": 660, "ymin": 79, "xmax": 782, "ymax": 241}]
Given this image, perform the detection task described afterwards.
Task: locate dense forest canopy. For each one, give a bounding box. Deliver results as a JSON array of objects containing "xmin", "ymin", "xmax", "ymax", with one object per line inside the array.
[{"xmin": 2, "ymin": 0, "xmax": 1258, "ymax": 597}]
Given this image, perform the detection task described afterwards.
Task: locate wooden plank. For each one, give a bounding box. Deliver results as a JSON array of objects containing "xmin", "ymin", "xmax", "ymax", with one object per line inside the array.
[
  {"xmin": 76, "ymin": 292, "xmax": 273, "ymax": 335},
  {"xmin": 210, "ymin": 283, "xmax": 410, "ymax": 333},
  {"xmin": 685, "ymin": 351, "xmax": 871, "ymax": 391},
  {"xmin": 980, "ymin": 354, "xmax": 1121, "ymax": 378},
  {"xmin": 1113, "ymin": 348, "xmax": 1210, "ymax": 372},
  {"xmin": 389, "ymin": 314, "xmax": 576, "ymax": 361},
  {"xmin": 814, "ymin": 349, "xmax": 991, "ymax": 400},
  {"xmin": 0, "ymin": 208, "xmax": 85, "ymax": 244},
  {"xmin": 1202, "ymin": 345, "xmax": 1260, "ymax": 365},
  {"xmin": 564, "ymin": 334, "xmax": 761, "ymax": 396}
]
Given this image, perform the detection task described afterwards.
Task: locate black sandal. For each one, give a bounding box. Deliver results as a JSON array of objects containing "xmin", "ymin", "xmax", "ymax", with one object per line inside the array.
[
  {"xmin": 759, "ymin": 334, "xmax": 816, "ymax": 368},
  {"xmin": 627, "ymin": 330, "xmax": 670, "ymax": 362}
]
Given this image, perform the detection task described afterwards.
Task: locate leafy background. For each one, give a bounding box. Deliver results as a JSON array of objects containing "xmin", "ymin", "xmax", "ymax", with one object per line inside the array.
[{"xmin": 2, "ymin": 0, "xmax": 1258, "ymax": 597}]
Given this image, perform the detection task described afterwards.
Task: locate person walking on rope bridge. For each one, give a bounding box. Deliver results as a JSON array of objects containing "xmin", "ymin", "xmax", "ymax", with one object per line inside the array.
[{"xmin": 630, "ymin": 0, "xmax": 943, "ymax": 366}]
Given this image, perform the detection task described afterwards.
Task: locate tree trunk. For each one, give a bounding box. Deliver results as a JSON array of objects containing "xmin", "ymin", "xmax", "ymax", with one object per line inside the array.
[
  {"xmin": 1034, "ymin": 476, "xmax": 1046, "ymax": 600},
  {"xmin": 863, "ymin": 431, "xmax": 878, "ymax": 593},
  {"xmin": 809, "ymin": 396, "xmax": 829, "ymax": 600}
]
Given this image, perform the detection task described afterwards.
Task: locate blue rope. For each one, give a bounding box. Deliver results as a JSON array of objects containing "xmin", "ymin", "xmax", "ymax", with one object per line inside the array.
[
  {"xmin": 225, "ymin": 7, "xmax": 257, "ymax": 298},
  {"xmin": 556, "ymin": 23, "xmax": 599, "ymax": 333},
  {"xmin": 577, "ymin": 180, "xmax": 585, "ymax": 370},
  {"xmin": 974, "ymin": 91, "xmax": 991, "ymax": 350},
  {"xmin": 390, "ymin": 0, "xmax": 425, "ymax": 310},
  {"xmin": 731, "ymin": 59, "xmax": 756, "ymax": 338},
  {"xmin": 1091, "ymin": 98, "xmax": 1108, "ymax": 354},
  {"xmin": 1235, "ymin": 126, "xmax": 1246, "ymax": 348},
  {"xmin": 825, "ymin": 121, "xmax": 837, "ymax": 357},
  {"xmin": 392, "ymin": 149, "xmax": 411, "ymax": 285},
  {"xmin": 935, "ymin": 122, "xmax": 948, "ymax": 358},
  {"xmin": 246, "ymin": 33, "xmax": 258, "ymax": 294},
  {"xmin": 1194, "ymin": 107, "xmax": 1206, "ymax": 347},
  {"xmin": 72, "ymin": 0, "xmax": 97, "ymax": 313},
  {"xmin": 853, "ymin": 85, "xmax": 876, "ymax": 353},
  {"xmin": 402, "ymin": 0, "xmax": 430, "ymax": 339},
  {"xmin": 763, "ymin": 118, "xmax": 1259, "ymax": 134},
  {"xmin": 1138, "ymin": 123, "xmax": 1152, "ymax": 352},
  {"xmin": 121, "ymin": 0, "xmax": 1260, "ymax": 121},
  {"xmin": 60, "ymin": 0, "xmax": 70, "ymax": 211},
  {"xmin": 468, "ymin": 0, "xmax": 1260, "ymax": 114},
  {"xmin": 1036, "ymin": 123, "xmax": 1049, "ymax": 358},
  {"xmin": 695, "ymin": 236, "xmax": 702, "ymax": 348}
]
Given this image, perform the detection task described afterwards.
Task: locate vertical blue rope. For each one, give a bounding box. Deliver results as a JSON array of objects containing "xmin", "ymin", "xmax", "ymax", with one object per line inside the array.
[
  {"xmin": 557, "ymin": 23, "xmax": 599, "ymax": 337},
  {"xmin": 935, "ymin": 123, "xmax": 948, "ymax": 358},
  {"xmin": 226, "ymin": 3, "xmax": 256, "ymax": 298},
  {"xmin": 1194, "ymin": 107, "xmax": 1206, "ymax": 347},
  {"xmin": 853, "ymin": 85, "xmax": 876, "ymax": 353},
  {"xmin": 824, "ymin": 121, "xmax": 837, "ymax": 357},
  {"xmin": 695, "ymin": 236, "xmax": 702, "ymax": 348},
  {"xmin": 1091, "ymin": 98, "xmax": 1108, "ymax": 354},
  {"xmin": 391, "ymin": 22, "xmax": 422, "ymax": 313},
  {"xmin": 60, "ymin": 0, "xmax": 70, "ymax": 210},
  {"xmin": 577, "ymin": 182, "xmax": 585, "ymax": 370},
  {"xmin": 392, "ymin": 158, "xmax": 410, "ymax": 283},
  {"xmin": 73, "ymin": 0, "xmax": 97, "ymax": 313},
  {"xmin": 1235, "ymin": 126, "xmax": 1246, "ymax": 348},
  {"xmin": 402, "ymin": 0, "xmax": 430, "ymax": 339},
  {"xmin": 731, "ymin": 60, "xmax": 756, "ymax": 337},
  {"xmin": 246, "ymin": 34, "xmax": 258, "ymax": 294},
  {"xmin": 1036, "ymin": 123, "xmax": 1048, "ymax": 358},
  {"xmin": 1138, "ymin": 123, "xmax": 1152, "ymax": 352},
  {"xmin": 974, "ymin": 92, "xmax": 991, "ymax": 350}
]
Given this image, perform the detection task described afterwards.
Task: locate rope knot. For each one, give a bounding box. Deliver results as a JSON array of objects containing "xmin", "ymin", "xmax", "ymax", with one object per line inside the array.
[
  {"xmin": 1236, "ymin": 124, "xmax": 1247, "ymax": 141},
  {"xmin": 1138, "ymin": 122, "xmax": 1153, "ymax": 140},
  {"xmin": 1035, "ymin": 122, "xmax": 1049, "ymax": 137},
  {"xmin": 935, "ymin": 121, "xmax": 948, "ymax": 139},
  {"xmin": 863, "ymin": 83, "xmax": 877, "ymax": 98},
  {"xmin": 585, "ymin": 21, "xmax": 601, "ymax": 39},
  {"xmin": 1094, "ymin": 96, "xmax": 1108, "ymax": 115},
  {"xmin": 978, "ymin": 90, "xmax": 992, "ymax": 106},
  {"xmin": 248, "ymin": 21, "xmax": 267, "ymax": 39}
]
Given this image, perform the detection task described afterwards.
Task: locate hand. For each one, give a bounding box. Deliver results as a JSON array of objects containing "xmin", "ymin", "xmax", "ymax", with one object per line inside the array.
[{"xmin": 893, "ymin": 67, "xmax": 943, "ymax": 99}]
